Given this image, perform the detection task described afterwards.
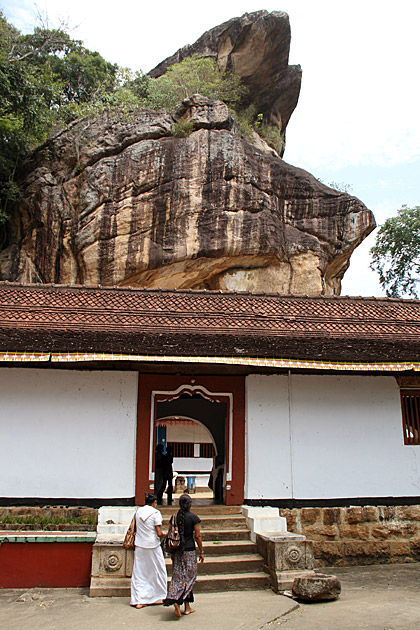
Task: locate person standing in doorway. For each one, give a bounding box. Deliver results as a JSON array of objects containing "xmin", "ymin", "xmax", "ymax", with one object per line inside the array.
[
  {"xmin": 130, "ymin": 493, "xmax": 167, "ymax": 609},
  {"xmin": 163, "ymin": 444, "xmax": 174, "ymax": 505},
  {"xmin": 154, "ymin": 444, "xmax": 165, "ymax": 504}
]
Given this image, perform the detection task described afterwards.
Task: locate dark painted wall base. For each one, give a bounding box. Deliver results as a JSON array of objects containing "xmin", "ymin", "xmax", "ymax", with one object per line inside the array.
[
  {"xmin": 0, "ymin": 497, "xmax": 135, "ymax": 507},
  {"xmin": 244, "ymin": 496, "xmax": 420, "ymax": 508}
]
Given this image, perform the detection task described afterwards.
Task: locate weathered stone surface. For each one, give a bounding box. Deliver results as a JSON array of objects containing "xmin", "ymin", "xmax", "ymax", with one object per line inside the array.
[
  {"xmin": 338, "ymin": 524, "xmax": 370, "ymax": 540},
  {"xmin": 0, "ymin": 97, "xmax": 374, "ymax": 293},
  {"xmin": 149, "ymin": 10, "xmax": 301, "ymax": 156},
  {"xmin": 292, "ymin": 574, "xmax": 341, "ymax": 601},
  {"xmin": 312, "ymin": 541, "xmax": 344, "ymax": 562},
  {"xmin": 174, "ymin": 94, "xmax": 234, "ymax": 130},
  {"xmin": 0, "ymin": 11, "xmax": 375, "ymax": 293},
  {"xmin": 302, "ymin": 525, "xmax": 337, "ymax": 540}
]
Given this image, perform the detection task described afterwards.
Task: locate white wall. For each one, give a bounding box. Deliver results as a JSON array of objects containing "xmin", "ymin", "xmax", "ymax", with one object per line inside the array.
[
  {"xmin": 245, "ymin": 374, "xmax": 420, "ymax": 500},
  {"xmin": 166, "ymin": 422, "xmax": 213, "ymax": 443},
  {"xmin": 245, "ymin": 375, "xmax": 292, "ymax": 499},
  {"xmin": 0, "ymin": 368, "xmax": 138, "ymax": 498},
  {"xmin": 173, "ymin": 457, "xmax": 213, "ymax": 473}
]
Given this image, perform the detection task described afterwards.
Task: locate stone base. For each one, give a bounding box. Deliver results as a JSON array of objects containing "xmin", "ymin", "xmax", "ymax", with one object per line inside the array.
[
  {"xmin": 267, "ymin": 568, "xmax": 316, "ymax": 593},
  {"xmin": 90, "ymin": 575, "xmax": 131, "ymax": 597},
  {"xmin": 256, "ymin": 532, "xmax": 315, "ymax": 593},
  {"xmin": 292, "ymin": 573, "xmax": 341, "ymax": 600},
  {"xmin": 90, "ymin": 540, "xmax": 133, "ymax": 597}
]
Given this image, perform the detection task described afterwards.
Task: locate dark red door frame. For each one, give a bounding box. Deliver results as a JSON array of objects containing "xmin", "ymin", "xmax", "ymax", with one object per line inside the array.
[{"xmin": 135, "ymin": 374, "xmax": 245, "ymax": 506}]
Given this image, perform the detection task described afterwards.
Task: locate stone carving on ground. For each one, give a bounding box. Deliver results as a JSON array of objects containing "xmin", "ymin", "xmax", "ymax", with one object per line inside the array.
[
  {"xmin": 292, "ymin": 574, "xmax": 341, "ymax": 601},
  {"xmin": 0, "ymin": 11, "xmax": 375, "ymax": 295}
]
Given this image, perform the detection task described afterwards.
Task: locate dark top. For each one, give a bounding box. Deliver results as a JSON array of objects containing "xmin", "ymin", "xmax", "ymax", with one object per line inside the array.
[{"xmin": 177, "ymin": 511, "xmax": 201, "ymax": 551}]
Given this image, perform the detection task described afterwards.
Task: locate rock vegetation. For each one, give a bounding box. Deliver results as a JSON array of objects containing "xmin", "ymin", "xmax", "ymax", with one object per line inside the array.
[{"xmin": 0, "ymin": 11, "xmax": 375, "ymax": 295}]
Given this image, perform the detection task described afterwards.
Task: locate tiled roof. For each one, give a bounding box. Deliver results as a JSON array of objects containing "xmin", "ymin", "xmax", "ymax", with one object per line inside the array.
[{"xmin": 0, "ymin": 282, "xmax": 420, "ymax": 365}]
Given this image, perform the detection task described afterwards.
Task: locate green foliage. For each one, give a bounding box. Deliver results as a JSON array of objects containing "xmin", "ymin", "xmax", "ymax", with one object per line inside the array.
[
  {"xmin": 370, "ymin": 205, "xmax": 420, "ymax": 298},
  {"xmin": 0, "ymin": 11, "xmax": 119, "ymax": 225},
  {"xmin": 0, "ymin": 512, "xmax": 97, "ymax": 529},
  {"xmin": 171, "ymin": 120, "xmax": 194, "ymax": 137},
  {"xmin": 231, "ymin": 104, "xmax": 256, "ymax": 140},
  {"xmin": 136, "ymin": 55, "xmax": 247, "ymax": 112},
  {"xmin": 257, "ymin": 123, "xmax": 285, "ymax": 152}
]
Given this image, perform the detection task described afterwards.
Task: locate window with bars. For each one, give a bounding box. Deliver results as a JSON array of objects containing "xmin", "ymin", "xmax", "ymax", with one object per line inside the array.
[
  {"xmin": 168, "ymin": 442, "xmax": 215, "ymax": 457},
  {"xmin": 400, "ymin": 390, "xmax": 420, "ymax": 445}
]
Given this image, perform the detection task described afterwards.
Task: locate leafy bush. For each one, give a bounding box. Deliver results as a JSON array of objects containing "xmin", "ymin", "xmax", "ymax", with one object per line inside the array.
[
  {"xmin": 136, "ymin": 55, "xmax": 248, "ymax": 112},
  {"xmin": 171, "ymin": 120, "xmax": 194, "ymax": 137}
]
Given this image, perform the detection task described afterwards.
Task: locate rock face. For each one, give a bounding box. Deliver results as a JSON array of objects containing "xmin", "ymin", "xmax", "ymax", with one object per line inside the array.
[
  {"xmin": 0, "ymin": 11, "xmax": 376, "ymax": 295},
  {"xmin": 149, "ymin": 10, "xmax": 302, "ymax": 156}
]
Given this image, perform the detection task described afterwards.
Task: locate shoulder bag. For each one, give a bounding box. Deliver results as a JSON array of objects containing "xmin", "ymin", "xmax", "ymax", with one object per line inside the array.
[
  {"xmin": 123, "ymin": 513, "xmax": 136, "ymax": 550},
  {"xmin": 164, "ymin": 513, "xmax": 181, "ymax": 553}
]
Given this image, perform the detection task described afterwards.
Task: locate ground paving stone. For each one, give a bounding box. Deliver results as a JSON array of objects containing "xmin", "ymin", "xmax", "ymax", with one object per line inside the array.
[{"xmin": 0, "ymin": 563, "xmax": 419, "ymax": 630}]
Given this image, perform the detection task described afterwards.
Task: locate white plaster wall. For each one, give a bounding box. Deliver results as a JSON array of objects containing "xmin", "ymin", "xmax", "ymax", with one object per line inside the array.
[
  {"xmin": 245, "ymin": 374, "xmax": 420, "ymax": 500},
  {"xmin": 173, "ymin": 457, "xmax": 213, "ymax": 473},
  {"xmin": 245, "ymin": 375, "xmax": 292, "ymax": 499},
  {"xmin": 0, "ymin": 368, "xmax": 138, "ymax": 498},
  {"xmin": 166, "ymin": 422, "xmax": 212, "ymax": 443}
]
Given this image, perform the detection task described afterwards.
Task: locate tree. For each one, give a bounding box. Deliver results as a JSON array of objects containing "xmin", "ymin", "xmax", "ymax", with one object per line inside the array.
[
  {"xmin": 370, "ymin": 205, "xmax": 420, "ymax": 298},
  {"xmin": 0, "ymin": 11, "xmax": 119, "ymax": 225}
]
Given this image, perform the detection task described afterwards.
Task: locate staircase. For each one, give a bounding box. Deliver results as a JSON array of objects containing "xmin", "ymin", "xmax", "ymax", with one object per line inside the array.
[
  {"xmin": 90, "ymin": 504, "xmax": 270, "ymax": 596},
  {"xmin": 160, "ymin": 505, "xmax": 270, "ymax": 592}
]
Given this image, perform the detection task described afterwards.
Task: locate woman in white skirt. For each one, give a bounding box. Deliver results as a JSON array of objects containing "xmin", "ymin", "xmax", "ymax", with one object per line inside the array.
[{"xmin": 130, "ymin": 493, "xmax": 167, "ymax": 609}]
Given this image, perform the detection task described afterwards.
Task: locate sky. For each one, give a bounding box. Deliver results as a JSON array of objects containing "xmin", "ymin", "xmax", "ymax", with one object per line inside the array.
[{"xmin": 2, "ymin": 0, "xmax": 419, "ymax": 297}]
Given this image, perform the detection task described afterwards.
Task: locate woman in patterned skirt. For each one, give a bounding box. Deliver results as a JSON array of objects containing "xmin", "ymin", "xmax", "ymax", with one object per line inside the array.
[{"xmin": 163, "ymin": 494, "xmax": 204, "ymax": 617}]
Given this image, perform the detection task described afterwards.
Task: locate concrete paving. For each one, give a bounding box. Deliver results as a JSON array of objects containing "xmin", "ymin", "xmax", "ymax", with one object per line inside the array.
[{"xmin": 0, "ymin": 563, "xmax": 419, "ymax": 630}]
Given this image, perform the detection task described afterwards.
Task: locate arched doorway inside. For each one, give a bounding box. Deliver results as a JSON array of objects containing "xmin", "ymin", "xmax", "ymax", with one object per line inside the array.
[
  {"xmin": 135, "ymin": 375, "xmax": 245, "ymax": 506},
  {"xmin": 156, "ymin": 394, "xmax": 226, "ymax": 503}
]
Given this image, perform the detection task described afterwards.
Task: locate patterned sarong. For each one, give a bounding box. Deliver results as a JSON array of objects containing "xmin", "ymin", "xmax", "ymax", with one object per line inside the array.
[{"xmin": 163, "ymin": 550, "xmax": 197, "ymax": 605}]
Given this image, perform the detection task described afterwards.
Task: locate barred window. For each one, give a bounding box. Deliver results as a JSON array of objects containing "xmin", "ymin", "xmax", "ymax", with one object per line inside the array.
[
  {"xmin": 400, "ymin": 390, "xmax": 420, "ymax": 445},
  {"xmin": 168, "ymin": 442, "xmax": 215, "ymax": 457}
]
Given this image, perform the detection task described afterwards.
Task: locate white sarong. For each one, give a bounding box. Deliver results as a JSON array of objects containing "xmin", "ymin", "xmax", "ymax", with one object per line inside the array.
[{"xmin": 130, "ymin": 545, "xmax": 167, "ymax": 605}]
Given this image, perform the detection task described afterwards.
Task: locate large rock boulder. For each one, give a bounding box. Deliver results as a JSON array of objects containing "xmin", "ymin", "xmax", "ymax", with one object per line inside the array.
[
  {"xmin": 149, "ymin": 10, "xmax": 302, "ymax": 156},
  {"xmin": 0, "ymin": 11, "xmax": 375, "ymax": 294},
  {"xmin": 0, "ymin": 95, "xmax": 374, "ymax": 294}
]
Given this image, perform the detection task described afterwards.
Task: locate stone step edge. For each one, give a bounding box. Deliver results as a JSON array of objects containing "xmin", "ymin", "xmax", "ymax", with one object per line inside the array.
[
  {"xmin": 165, "ymin": 553, "xmax": 263, "ymax": 564},
  {"xmin": 89, "ymin": 577, "xmax": 270, "ymax": 597},
  {"xmin": 95, "ymin": 529, "xmax": 252, "ymax": 544}
]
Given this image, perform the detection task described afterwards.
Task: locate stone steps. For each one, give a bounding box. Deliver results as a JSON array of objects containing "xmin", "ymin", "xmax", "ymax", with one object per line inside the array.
[
  {"xmin": 194, "ymin": 572, "xmax": 270, "ymax": 592},
  {"xmin": 203, "ymin": 540, "xmax": 257, "ymax": 555},
  {"xmin": 90, "ymin": 504, "xmax": 271, "ymax": 596},
  {"xmin": 166, "ymin": 553, "xmax": 264, "ymax": 576},
  {"xmin": 159, "ymin": 505, "xmax": 242, "ymax": 516},
  {"xmin": 89, "ymin": 571, "xmax": 270, "ymax": 598},
  {"xmin": 201, "ymin": 528, "xmax": 251, "ymax": 541},
  {"xmin": 162, "ymin": 514, "xmax": 248, "ymax": 530}
]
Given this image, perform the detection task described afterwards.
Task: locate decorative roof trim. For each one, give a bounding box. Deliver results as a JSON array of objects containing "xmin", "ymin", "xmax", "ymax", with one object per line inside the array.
[
  {"xmin": 0, "ymin": 352, "xmax": 50, "ymax": 362},
  {"xmin": 1, "ymin": 351, "xmax": 419, "ymax": 372}
]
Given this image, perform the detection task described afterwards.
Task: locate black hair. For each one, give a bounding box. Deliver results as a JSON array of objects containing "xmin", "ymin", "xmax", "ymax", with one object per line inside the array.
[
  {"xmin": 145, "ymin": 493, "xmax": 157, "ymax": 505},
  {"xmin": 176, "ymin": 493, "xmax": 192, "ymax": 552}
]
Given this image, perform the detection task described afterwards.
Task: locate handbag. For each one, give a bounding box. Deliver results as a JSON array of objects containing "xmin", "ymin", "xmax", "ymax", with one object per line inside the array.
[
  {"xmin": 123, "ymin": 513, "xmax": 136, "ymax": 550},
  {"xmin": 164, "ymin": 514, "xmax": 181, "ymax": 553}
]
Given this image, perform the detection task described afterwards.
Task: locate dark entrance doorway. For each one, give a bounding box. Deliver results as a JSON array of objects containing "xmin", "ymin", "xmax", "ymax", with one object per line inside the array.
[{"xmin": 156, "ymin": 394, "xmax": 226, "ymax": 502}]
